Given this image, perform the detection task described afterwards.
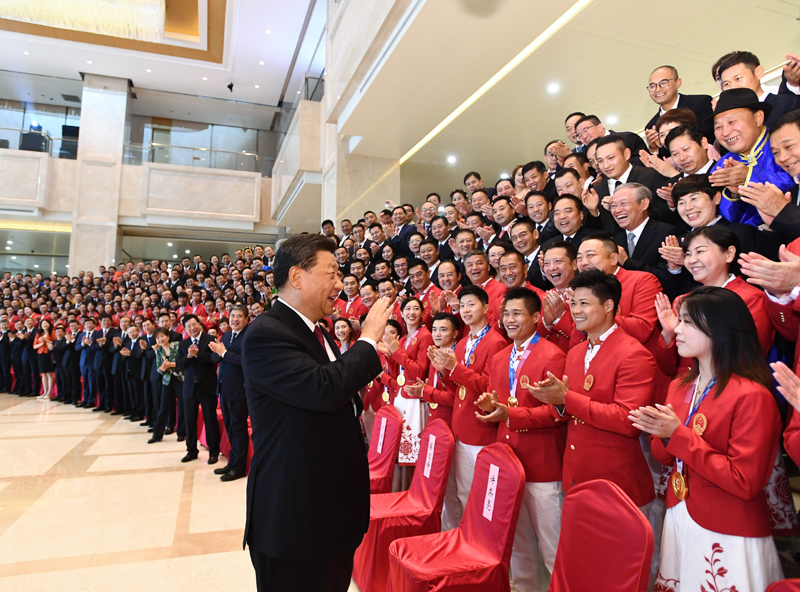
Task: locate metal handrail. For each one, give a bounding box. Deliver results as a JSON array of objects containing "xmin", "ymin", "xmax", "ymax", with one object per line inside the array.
[{"xmin": 147, "ymin": 142, "xmax": 260, "ymax": 159}]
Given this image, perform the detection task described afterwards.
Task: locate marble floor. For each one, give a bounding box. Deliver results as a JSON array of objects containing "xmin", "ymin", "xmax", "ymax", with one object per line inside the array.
[{"xmin": 0, "ymin": 394, "xmax": 362, "ymax": 591}]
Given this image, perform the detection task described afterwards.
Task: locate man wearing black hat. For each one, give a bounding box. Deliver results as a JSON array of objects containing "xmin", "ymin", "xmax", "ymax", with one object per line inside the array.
[{"xmin": 707, "ymin": 88, "xmax": 794, "ymax": 226}]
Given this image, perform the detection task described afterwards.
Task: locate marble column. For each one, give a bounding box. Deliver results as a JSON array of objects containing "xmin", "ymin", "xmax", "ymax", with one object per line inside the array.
[{"xmin": 68, "ymin": 74, "xmax": 131, "ymax": 273}]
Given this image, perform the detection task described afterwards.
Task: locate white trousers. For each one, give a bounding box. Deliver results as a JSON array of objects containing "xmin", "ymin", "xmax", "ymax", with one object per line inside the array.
[
  {"xmin": 454, "ymin": 440, "xmax": 483, "ymax": 517},
  {"xmin": 441, "ymin": 457, "xmax": 461, "ymax": 530},
  {"xmin": 510, "ymin": 481, "xmax": 564, "ymax": 592}
]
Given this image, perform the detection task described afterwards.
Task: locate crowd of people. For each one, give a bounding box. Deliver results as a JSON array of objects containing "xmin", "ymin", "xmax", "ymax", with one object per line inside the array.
[{"xmin": 4, "ymin": 48, "xmax": 800, "ymax": 591}]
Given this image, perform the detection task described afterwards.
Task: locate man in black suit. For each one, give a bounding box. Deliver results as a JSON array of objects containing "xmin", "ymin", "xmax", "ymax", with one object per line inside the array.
[
  {"xmin": 592, "ymin": 134, "xmax": 677, "ymax": 225},
  {"xmin": 20, "ymin": 318, "xmax": 39, "ymax": 396},
  {"xmin": 522, "ymin": 161, "xmax": 558, "ymax": 203},
  {"xmin": 124, "ymin": 323, "xmax": 145, "ymax": 422},
  {"xmin": 177, "ymin": 314, "xmax": 220, "ymax": 464},
  {"xmin": 510, "ymin": 219, "xmax": 550, "ymax": 291},
  {"xmin": 389, "ymin": 205, "xmax": 416, "ymax": 258},
  {"xmin": 9, "ymin": 321, "xmax": 24, "ymax": 395},
  {"xmin": 209, "ymin": 304, "xmax": 249, "ymax": 482},
  {"xmin": 643, "ymin": 65, "xmax": 714, "ymax": 146},
  {"xmin": 542, "ymin": 194, "xmax": 592, "ymax": 249},
  {"xmin": 91, "ymin": 314, "xmax": 119, "ymax": 412},
  {"xmin": 140, "ymin": 317, "xmax": 158, "ymax": 426},
  {"xmin": 52, "ymin": 325, "xmax": 70, "ymax": 403},
  {"xmin": 525, "ymin": 191, "xmax": 559, "ymax": 244},
  {"xmin": 0, "ymin": 319, "xmax": 12, "ymax": 392},
  {"xmin": 64, "ymin": 320, "xmax": 83, "ymax": 405},
  {"xmin": 575, "ymin": 114, "xmax": 648, "ymax": 166},
  {"xmin": 429, "ymin": 216, "xmax": 455, "ymax": 261},
  {"xmin": 110, "ymin": 316, "xmax": 131, "ymax": 415},
  {"xmin": 242, "ymin": 234, "xmax": 390, "ymax": 592}
]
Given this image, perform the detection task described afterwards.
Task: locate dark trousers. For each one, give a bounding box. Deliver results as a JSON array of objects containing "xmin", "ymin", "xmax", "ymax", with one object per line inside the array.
[
  {"xmin": 55, "ymin": 367, "xmax": 68, "ymax": 400},
  {"xmin": 81, "ymin": 366, "xmax": 95, "ymax": 405},
  {"xmin": 148, "ymin": 378, "xmax": 160, "ymax": 423},
  {"xmin": 0, "ymin": 357, "xmax": 11, "ymax": 391},
  {"xmin": 184, "ymin": 394, "xmax": 220, "ymax": 456},
  {"xmin": 67, "ymin": 363, "xmax": 81, "ymax": 403},
  {"xmin": 11, "ymin": 360, "xmax": 22, "ymax": 392},
  {"xmin": 221, "ymin": 395, "xmax": 249, "ymax": 471},
  {"xmin": 152, "ymin": 379, "xmax": 182, "ymax": 440},
  {"xmin": 114, "ymin": 371, "xmax": 127, "ymax": 413},
  {"xmin": 22, "ymin": 353, "xmax": 37, "ymax": 394},
  {"xmin": 170, "ymin": 395, "xmax": 186, "ymax": 438},
  {"xmin": 248, "ymin": 547, "xmax": 354, "ymax": 592},
  {"xmin": 98, "ymin": 365, "xmax": 113, "ymax": 410},
  {"xmin": 128, "ymin": 375, "xmax": 143, "ymax": 418}
]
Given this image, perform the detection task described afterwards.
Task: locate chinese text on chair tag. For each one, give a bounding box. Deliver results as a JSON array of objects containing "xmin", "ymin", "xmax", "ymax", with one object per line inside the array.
[
  {"xmin": 423, "ymin": 435, "xmax": 436, "ymax": 478},
  {"xmin": 483, "ymin": 464, "xmax": 500, "ymax": 520},
  {"xmin": 377, "ymin": 418, "xmax": 387, "ymax": 454}
]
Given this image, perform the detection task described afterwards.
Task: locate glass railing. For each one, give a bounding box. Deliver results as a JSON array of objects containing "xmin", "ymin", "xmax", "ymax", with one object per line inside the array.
[
  {"xmin": 0, "ymin": 126, "xmax": 78, "ymax": 159},
  {"xmin": 123, "ymin": 142, "xmax": 275, "ymax": 175}
]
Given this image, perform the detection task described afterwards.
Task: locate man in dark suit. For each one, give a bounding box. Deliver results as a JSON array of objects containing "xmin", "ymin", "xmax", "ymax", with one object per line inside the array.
[
  {"xmin": 110, "ymin": 316, "xmax": 131, "ymax": 415},
  {"xmin": 575, "ymin": 114, "xmax": 648, "ymax": 166},
  {"xmin": 644, "ymin": 65, "xmax": 714, "ymax": 145},
  {"xmin": 177, "ymin": 314, "xmax": 220, "ymax": 464},
  {"xmin": 242, "ymin": 234, "xmax": 390, "ymax": 592},
  {"xmin": 9, "ymin": 321, "xmax": 24, "ymax": 395},
  {"xmin": 140, "ymin": 318, "xmax": 158, "ymax": 426},
  {"xmin": 542, "ymin": 195, "xmax": 592, "ymax": 249},
  {"xmin": 592, "ymin": 134, "xmax": 677, "ymax": 225},
  {"xmin": 20, "ymin": 318, "xmax": 39, "ymax": 396},
  {"xmin": 64, "ymin": 320, "xmax": 83, "ymax": 405},
  {"xmin": 91, "ymin": 314, "xmax": 119, "ymax": 412},
  {"xmin": 0, "ymin": 319, "xmax": 12, "ymax": 392},
  {"xmin": 75, "ymin": 317, "xmax": 97, "ymax": 406},
  {"xmin": 209, "ymin": 304, "xmax": 250, "ymax": 482},
  {"xmin": 126, "ymin": 324, "xmax": 145, "ymax": 422},
  {"xmin": 389, "ymin": 205, "xmax": 416, "ymax": 258},
  {"xmin": 509, "ymin": 219, "xmax": 550, "ymax": 291},
  {"xmin": 52, "ymin": 325, "xmax": 70, "ymax": 403}
]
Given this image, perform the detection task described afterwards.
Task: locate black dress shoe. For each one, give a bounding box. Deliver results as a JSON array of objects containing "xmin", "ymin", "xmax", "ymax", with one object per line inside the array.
[
  {"xmin": 147, "ymin": 427, "xmax": 154, "ymax": 433},
  {"xmin": 147, "ymin": 437, "xmax": 161, "ymax": 444},
  {"xmin": 181, "ymin": 452, "xmax": 198, "ymax": 463},
  {"xmin": 176, "ymin": 436, "xmax": 186, "ymax": 442},
  {"xmin": 214, "ymin": 464, "xmax": 231, "ymax": 475},
  {"xmin": 122, "ymin": 414, "xmax": 131, "ymax": 419},
  {"xmin": 139, "ymin": 421, "xmax": 151, "ymax": 427},
  {"xmin": 220, "ymin": 470, "xmax": 245, "ymax": 482},
  {"xmin": 111, "ymin": 411, "xmax": 123, "ymax": 416},
  {"xmin": 207, "ymin": 455, "xmax": 219, "ymax": 465},
  {"xmin": 53, "ymin": 397, "xmax": 63, "ymax": 402},
  {"xmin": 129, "ymin": 416, "xmax": 142, "ymax": 422},
  {"xmin": 92, "ymin": 407, "xmax": 105, "ymax": 412},
  {"xmin": 164, "ymin": 427, "xmax": 174, "ymax": 435}
]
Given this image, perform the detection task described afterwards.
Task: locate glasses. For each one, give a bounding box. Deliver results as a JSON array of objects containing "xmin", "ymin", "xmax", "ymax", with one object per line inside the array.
[
  {"xmin": 576, "ymin": 123, "xmax": 598, "ymax": 136},
  {"xmin": 647, "ymin": 78, "xmax": 677, "ymax": 92},
  {"xmin": 609, "ymin": 201, "xmax": 632, "ymax": 211}
]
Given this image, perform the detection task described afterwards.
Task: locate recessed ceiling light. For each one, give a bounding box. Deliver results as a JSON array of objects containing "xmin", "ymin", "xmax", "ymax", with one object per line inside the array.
[
  {"xmin": 254, "ymin": 84, "xmax": 260, "ymax": 89},
  {"xmin": 296, "ymin": 90, "xmax": 301, "ymax": 94},
  {"xmin": 547, "ymin": 82, "xmax": 560, "ymax": 94},
  {"xmin": 10, "ymin": 256, "xmax": 15, "ymax": 260},
  {"xmin": 500, "ymin": 172, "xmax": 510, "ymax": 179},
  {"xmin": 172, "ymin": 254, "xmax": 178, "ymax": 259},
  {"xmin": 167, "ymin": 242, "xmax": 173, "ymax": 247},
  {"xmin": 33, "ymin": 264, "xmax": 39, "ymax": 268},
  {"xmin": 607, "ymin": 115, "xmax": 618, "ymax": 125},
  {"xmin": 4, "ymin": 247, "xmax": 9, "ymax": 251},
  {"xmin": 259, "ymin": 61, "xmax": 265, "ymax": 66},
  {"xmin": 265, "ymin": 29, "xmax": 272, "ymax": 34},
  {"xmin": 447, "ymin": 155, "xmax": 456, "ymax": 164},
  {"xmin": 145, "ymin": 68, "xmax": 152, "ymax": 73},
  {"xmin": 185, "ymin": 250, "xmax": 191, "ymax": 254},
  {"xmin": 65, "ymin": 264, "xmax": 69, "ymax": 268},
  {"xmin": 86, "ymin": 60, "xmax": 92, "ymax": 65},
  {"xmin": 202, "ymin": 76, "xmax": 208, "ymax": 81},
  {"xmin": 6, "ymin": 240, "xmax": 12, "ymax": 244},
  {"xmin": 23, "ymin": 51, "xmax": 29, "ymax": 56},
  {"xmin": 337, "ymin": 96, "xmax": 341, "ymax": 100}
]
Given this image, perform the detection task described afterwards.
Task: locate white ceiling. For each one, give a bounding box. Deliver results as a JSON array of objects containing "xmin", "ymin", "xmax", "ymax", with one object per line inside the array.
[{"xmin": 0, "ymin": 0, "xmax": 327, "ymax": 127}]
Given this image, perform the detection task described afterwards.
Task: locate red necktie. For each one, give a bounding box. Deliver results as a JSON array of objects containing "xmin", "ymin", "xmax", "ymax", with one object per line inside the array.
[{"xmin": 314, "ymin": 326, "xmax": 326, "ymax": 350}]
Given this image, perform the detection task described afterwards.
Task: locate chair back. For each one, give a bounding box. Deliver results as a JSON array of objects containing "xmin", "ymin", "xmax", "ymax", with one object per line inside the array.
[
  {"xmin": 368, "ymin": 405, "xmax": 403, "ymax": 493},
  {"xmin": 407, "ymin": 419, "xmax": 455, "ymax": 513},
  {"xmin": 548, "ymin": 479, "xmax": 654, "ymax": 592},
  {"xmin": 767, "ymin": 580, "xmax": 800, "ymax": 591},
  {"xmin": 459, "ymin": 442, "xmax": 525, "ymax": 566}
]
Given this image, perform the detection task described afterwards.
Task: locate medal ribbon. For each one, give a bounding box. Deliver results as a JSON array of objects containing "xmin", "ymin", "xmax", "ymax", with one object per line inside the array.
[
  {"xmin": 399, "ymin": 326, "xmax": 420, "ymax": 379},
  {"xmin": 509, "ymin": 333, "xmax": 540, "ymax": 398},
  {"xmin": 464, "ymin": 325, "xmax": 490, "ymax": 367},
  {"xmin": 676, "ymin": 375, "xmax": 717, "ymax": 475}
]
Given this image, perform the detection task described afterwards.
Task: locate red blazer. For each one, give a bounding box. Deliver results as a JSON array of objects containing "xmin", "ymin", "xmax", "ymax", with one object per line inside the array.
[
  {"xmin": 655, "ymin": 277, "xmax": 776, "ymax": 378},
  {"xmin": 416, "ymin": 283, "xmax": 442, "ymax": 330},
  {"xmin": 537, "ymin": 290, "xmax": 573, "ymax": 354},
  {"xmin": 494, "ymin": 337, "xmax": 568, "ymax": 483},
  {"xmin": 480, "ymin": 278, "xmax": 507, "ymax": 335},
  {"xmin": 389, "ymin": 326, "xmax": 433, "ymax": 393},
  {"xmin": 333, "ymin": 296, "xmax": 369, "ymax": 320},
  {"xmin": 377, "ymin": 354, "xmax": 401, "ymax": 406},
  {"xmin": 449, "ymin": 327, "xmax": 508, "ymax": 446},
  {"xmin": 652, "ymin": 375, "xmax": 780, "ymax": 537},
  {"xmin": 422, "ymin": 362, "xmax": 455, "ymax": 427},
  {"xmin": 562, "ymin": 328, "xmax": 657, "ymax": 507}
]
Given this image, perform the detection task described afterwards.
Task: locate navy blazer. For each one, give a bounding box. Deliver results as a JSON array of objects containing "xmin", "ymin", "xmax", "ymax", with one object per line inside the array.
[
  {"xmin": 390, "ymin": 223, "xmax": 417, "ymax": 258},
  {"xmin": 75, "ymin": 330, "xmax": 95, "ymax": 371},
  {"xmin": 242, "ymin": 300, "xmax": 381, "ymax": 559},
  {"xmin": 211, "ymin": 326, "xmax": 247, "ymax": 401},
  {"xmin": 177, "ymin": 333, "xmax": 218, "ymax": 400}
]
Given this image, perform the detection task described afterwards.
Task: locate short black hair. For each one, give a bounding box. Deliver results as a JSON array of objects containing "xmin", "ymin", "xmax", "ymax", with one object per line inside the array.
[
  {"xmin": 594, "ymin": 134, "xmax": 627, "ymax": 153},
  {"xmin": 712, "ymin": 50, "xmax": 760, "ymax": 81},
  {"xmin": 458, "ymin": 285, "xmax": 489, "ymax": 306},
  {"xmin": 408, "ymin": 258, "xmax": 429, "ymax": 272},
  {"xmin": 565, "ymin": 111, "xmax": 586, "ymax": 123},
  {"xmin": 569, "ymin": 269, "xmax": 621, "ymax": 309},
  {"xmin": 521, "ymin": 161, "xmax": 547, "ymax": 176},
  {"xmin": 182, "ymin": 313, "xmax": 201, "ymax": 327},
  {"xmin": 574, "ymin": 114, "xmax": 602, "ymax": 129},
  {"xmin": 542, "ymin": 240, "xmax": 578, "ymax": 261},
  {"xmin": 664, "ymin": 124, "xmax": 704, "ymax": 151},
  {"xmin": 464, "ymin": 171, "xmax": 481, "ymax": 184},
  {"xmin": 672, "ymin": 174, "xmax": 717, "ymax": 202},
  {"xmin": 273, "ymin": 234, "xmax": 336, "ymax": 290},
  {"xmin": 554, "ymin": 167, "xmax": 580, "ymax": 181},
  {"xmin": 321, "ymin": 219, "xmax": 334, "ymax": 228},
  {"xmin": 432, "ymin": 312, "xmax": 461, "ymax": 332},
  {"xmin": 503, "ymin": 286, "xmax": 542, "ymax": 314},
  {"xmin": 770, "ymin": 108, "xmax": 800, "ymax": 135}
]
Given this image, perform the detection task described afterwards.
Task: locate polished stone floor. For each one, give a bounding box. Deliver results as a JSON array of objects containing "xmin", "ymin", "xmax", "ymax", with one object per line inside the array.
[{"xmin": 0, "ymin": 393, "xmax": 361, "ymax": 591}]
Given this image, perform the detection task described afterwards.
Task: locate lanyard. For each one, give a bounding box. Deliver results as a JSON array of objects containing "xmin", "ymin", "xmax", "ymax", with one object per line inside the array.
[
  {"xmin": 509, "ymin": 333, "xmax": 540, "ymax": 398},
  {"xmin": 464, "ymin": 325, "xmax": 490, "ymax": 367},
  {"xmin": 399, "ymin": 326, "xmax": 420, "ymax": 377},
  {"xmin": 676, "ymin": 375, "xmax": 717, "ymax": 474}
]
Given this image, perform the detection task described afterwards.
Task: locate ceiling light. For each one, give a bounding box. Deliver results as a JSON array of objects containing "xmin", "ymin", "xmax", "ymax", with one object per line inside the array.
[
  {"xmin": 254, "ymin": 84, "xmax": 260, "ymax": 89},
  {"xmin": 296, "ymin": 90, "xmax": 301, "ymax": 94},
  {"xmin": 265, "ymin": 29, "xmax": 271, "ymax": 34},
  {"xmin": 500, "ymin": 172, "xmax": 510, "ymax": 179},
  {"xmin": 446, "ymin": 155, "xmax": 456, "ymax": 164},
  {"xmin": 145, "ymin": 68, "xmax": 152, "ymax": 73},
  {"xmin": 10, "ymin": 256, "xmax": 15, "ymax": 260},
  {"xmin": 259, "ymin": 61, "xmax": 264, "ymax": 66},
  {"xmin": 86, "ymin": 60, "xmax": 92, "ymax": 65},
  {"xmin": 172, "ymin": 254, "xmax": 178, "ymax": 259},
  {"xmin": 6, "ymin": 240, "xmax": 12, "ymax": 244},
  {"xmin": 185, "ymin": 250, "xmax": 190, "ymax": 254},
  {"xmin": 33, "ymin": 264, "xmax": 39, "ymax": 268},
  {"xmin": 4, "ymin": 247, "xmax": 9, "ymax": 251},
  {"xmin": 65, "ymin": 264, "xmax": 69, "ymax": 268},
  {"xmin": 202, "ymin": 76, "xmax": 208, "ymax": 81},
  {"xmin": 547, "ymin": 82, "xmax": 560, "ymax": 94},
  {"xmin": 23, "ymin": 51, "xmax": 29, "ymax": 56},
  {"xmin": 606, "ymin": 115, "xmax": 618, "ymax": 125},
  {"xmin": 399, "ymin": 0, "xmax": 595, "ymax": 165},
  {"xmin": 167, "ymin": 242, "xmax": 173, "ymax": 246}
]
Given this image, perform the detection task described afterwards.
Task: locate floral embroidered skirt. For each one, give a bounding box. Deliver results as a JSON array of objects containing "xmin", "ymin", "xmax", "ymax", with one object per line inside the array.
[
  {"xmin": 393, "ymin": 395, "xmax": 428, "ymax": 466},
  {"xmin": 654, "ymin": 501, "xmax": 782, "ymax": 592}
]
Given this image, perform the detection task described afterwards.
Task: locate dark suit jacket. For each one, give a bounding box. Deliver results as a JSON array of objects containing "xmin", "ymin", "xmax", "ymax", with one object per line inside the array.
[
  {"xmin": 211, "ymin": 326, "xmax": 247, "ymax": 401},
  {"xmin": 526, "ymin": 251, "xmax": 552, "ymax": 291},
  {"xmin": 614, "ymin": 218, "xmax": 680, "ymax": 298},
  {"xmin": 390, "ymin": 224, "xmax": 416, "ymax": 258},
  {"xmin": 610, "ymin": 130, "xmax": 649, "ymax": 166},
  {"xmin": 92, "ymin": 328, "xmax": 119, "ymax": 371},
  {"xmin": 0, "ymin": 331, "xmax": 11, "ymax": 366},
  {"xmin": 645, "ymin": 94, "xmax": 714, "ymax": 145},
  {"xmin": 53, "ymin": 338, "xmax": 68, "ymax": 369},
  {"xmin": 771, "ymin": 189, "xmax": 800, "ymax": 242},
  {"xmin": 595, "ymin": 165, "xmax": 677, "ymax": 225},
  {"xmin": 177, "ymin": 333, "xmax": 218, "ymax": 400},
  {"xmin": 242, "ymin": 300, "xmax": 381, "ymax": 559},
  {"xmin": 542, "ymin": 225, "xmax": 592, "ymax": 250},
  {"xmin": 765, "ymin": 92, "xmax": 800, "ymax": 128}
]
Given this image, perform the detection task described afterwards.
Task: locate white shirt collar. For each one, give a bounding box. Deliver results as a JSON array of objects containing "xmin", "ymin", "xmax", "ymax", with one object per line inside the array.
[
  {"xmin": 627, "ymin": 217, "xmax": 649, "ymax": 241},
  {"xmin": 617, "ymin": 164, "xmax": 633, "ymax": 183},
  {"xmin": 659, "ymin": 94, "xmax": 680, "ymax": 116},
  {"xmin": 591, "ymin": 323, "xmax": 618, "ymax": 348},
  {"xmin": 277, "ymin": 297, "xmax": 317, "ymax": 332},
  {"xmin": 708, "ymin": 215, "xmax": 723, "ymax": 226},
  {"xmin": 721, "ymin": 273, "xmax": 737, "ymax": 289},
  {"xmin": 692, "ymin": 159, "xmax": 714, "ymax": 175}
]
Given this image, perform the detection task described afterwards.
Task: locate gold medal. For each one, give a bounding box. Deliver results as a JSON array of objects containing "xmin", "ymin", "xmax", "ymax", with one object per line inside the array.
[
  {"xmin": 671, "ymin": 472, "xmax": 687, "ymax": 500},
  {"xmin": 458, "ymin": 385, "xmax": 466, "ymax": 400},
  {"xmin": 397, "ymin": 374, "xmax": 406, "ymax": 386},
  {"xmin": 412, "ymin": 337, "xmax": 417, "ymax": 346},
  {"xmin": 382, "ymin": 391, "xmax": 390, "ymax": 403},
  {"xmin": 469, "ymin": 353, "xmax": 475, "ymax": 365},
  {"xmin": 429, "ymin": 403, "xmax": 438, "ymax": 410},
  {"xmin": 507, "ymin": 396, "xmax": 518, "ymax": 407},
  {"xmin": 692, "ymin": 413, "xmax": 707, "ymax": 436},
  {"xmin": 584, "ymin": 374, "xmax": 594, "ymax": 391},
  {"xmin": 368, "ymin": 381, "xmax": 374, "ymax": 388},
  {"xmin": 519, "ymin": 375, "xmax": 530, "ymax": 389}
]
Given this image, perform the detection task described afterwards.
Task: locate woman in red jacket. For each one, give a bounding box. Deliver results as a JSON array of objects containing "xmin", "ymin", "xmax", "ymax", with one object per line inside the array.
[{"xmin": 631, "ymin": 287, "xmax": 782, "ymax": 592}]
